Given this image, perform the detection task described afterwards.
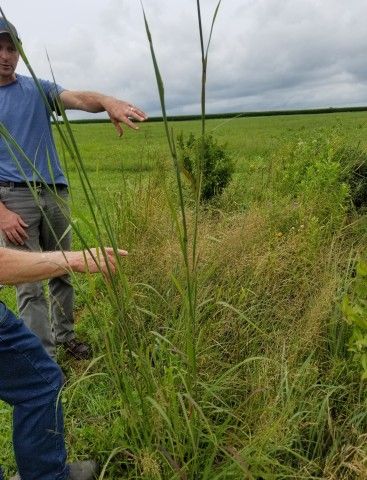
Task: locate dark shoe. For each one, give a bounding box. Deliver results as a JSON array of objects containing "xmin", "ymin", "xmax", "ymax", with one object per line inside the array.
[
  {"xmin": 61, "ymin": 338, "xmax": 92, "ymax": 360},
  {"xmin": 10, "ymin": 460, "xmax": 98, "ymax": 480},
  {"xmin": 68, "ymin": 460, "xmax": 99, "ymax": 479}
]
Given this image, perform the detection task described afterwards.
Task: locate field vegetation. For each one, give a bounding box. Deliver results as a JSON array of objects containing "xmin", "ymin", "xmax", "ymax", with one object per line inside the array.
[{"xmin": 1, "ymin": 111, "xmax": 367, "ymax": 479}]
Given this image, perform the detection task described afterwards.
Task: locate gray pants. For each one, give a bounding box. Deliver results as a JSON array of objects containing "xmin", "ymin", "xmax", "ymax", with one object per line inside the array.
[{"xmin": 0, "ymin": 185, "xmax": 74, "ymax": 358}]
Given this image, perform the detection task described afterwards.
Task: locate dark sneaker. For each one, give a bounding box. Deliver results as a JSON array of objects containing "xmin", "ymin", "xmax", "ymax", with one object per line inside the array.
[
  {"xmin": 62, "ymin": 338, "xmax": 92, "ymax": 360},
  {"xmin": 10, "ymin": 460, "xmax": 98, "ymax": 480}
]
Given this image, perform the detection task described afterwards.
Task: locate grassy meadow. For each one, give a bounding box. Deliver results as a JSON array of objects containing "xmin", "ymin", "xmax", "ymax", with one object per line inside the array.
[{"xmin": 1, "ymin": 111, "xmax": 367, "ymax": 479}]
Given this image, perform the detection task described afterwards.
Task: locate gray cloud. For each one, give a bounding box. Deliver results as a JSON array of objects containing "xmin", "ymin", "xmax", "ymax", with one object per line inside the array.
[{"xmin": 1, "ymin": 0, "xmax": 366, "ymax": 118}]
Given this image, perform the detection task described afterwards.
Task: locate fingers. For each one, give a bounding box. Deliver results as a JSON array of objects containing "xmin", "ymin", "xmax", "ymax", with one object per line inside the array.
[
  {"xmin": 121, "ymin": 116, "xmax": 139, "ymax": 130},
  {"xmin": 4, "ymin": 222, "xmax": 29, "ymax": 246},
  {"xmin": 18, "ymin": 218, "xmax": 29, "ymax": 228},
  {"xmin": 111, "ymin": 118, "xmax": 124, "ymax": 137},
  {"xmin": 102, "ymin": 248, "xmax": 128, "ymax": 275},
  {"xmin": 103, "ymin": 247, "xmax": 128, "ymax": 257},
  {"xmin": 110, "ymin": 113, "xmax": 137, "ymax": 136},
  {"xmin": 0, "ymin": 212, "xmax": 29, "ymax": 245},
  {"xmin": 128, "ymin": 106, "xmax": 147, "ymax": 122},
  {"xmin": 107, "ymin": 100, "xmax": 148, "ymax": 136},
  {"xmin": 6, "ymin": 231, "xmax": 22, "ymax": 246},
  {"xmin": 86, "ymin": 247, "xmax": 128, "ymax": 277}
]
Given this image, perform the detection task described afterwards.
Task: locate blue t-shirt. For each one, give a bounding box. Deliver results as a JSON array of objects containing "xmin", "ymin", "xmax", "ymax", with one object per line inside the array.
[{"xmin": 0, "ymin": 74, "xmax": 67, "ymax": 185}]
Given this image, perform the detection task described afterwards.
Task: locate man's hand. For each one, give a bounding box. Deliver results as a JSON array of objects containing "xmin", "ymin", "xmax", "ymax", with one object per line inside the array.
[
  {"xmin": 0, "ymin": 206, "xmax": 28, "ymax": 245},
  {"xmin": 103, "ymin": 98, "xmax": 148, "ymax": 137},
  {"xmin": 68, "ymin": 247, "xmax": 128, "ymax": 277}
]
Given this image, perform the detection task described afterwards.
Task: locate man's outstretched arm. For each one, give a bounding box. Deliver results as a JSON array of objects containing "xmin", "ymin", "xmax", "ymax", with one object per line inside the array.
[
  {"xmin": 59, "ymin": 90, "xmax": 147, "ymax": 137},
  {"xmin": 0, "ymin": 247, "xmax": 127, "ymax": 285}
]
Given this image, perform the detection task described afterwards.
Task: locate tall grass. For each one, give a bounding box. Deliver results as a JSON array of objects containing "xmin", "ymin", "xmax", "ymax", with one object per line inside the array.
[{"xmin": 0, "ymin": 4, "xmax": 367, "ymax": 480}]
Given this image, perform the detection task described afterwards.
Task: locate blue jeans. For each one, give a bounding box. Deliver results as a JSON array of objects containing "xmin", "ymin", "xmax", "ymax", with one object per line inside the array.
[{"xmin": 0, "ymin": 303, "xmax": 69, "ymax": 480}]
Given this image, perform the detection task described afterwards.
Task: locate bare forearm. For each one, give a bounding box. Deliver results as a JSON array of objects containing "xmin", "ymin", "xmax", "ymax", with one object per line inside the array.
[
  {"xmin": 60, "ymin": 90, "xmax": 110, "ymax": 113},
  {"xmin": 0, "ymin": 247, "xmax": 127, "ymax": 285},
  {"xmin": 0, "ymin": 248, "xmax": 76, "ymax": 284},
  {"xmin": 59, "ymin": 90, "xmax": 147, "ymax": 136}
]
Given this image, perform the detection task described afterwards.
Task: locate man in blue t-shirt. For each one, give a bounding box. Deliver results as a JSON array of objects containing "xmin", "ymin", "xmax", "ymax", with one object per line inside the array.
[
  {"xmin": 0, "ymin": 18, "xmax": 147, "ymax": 359},
  {"xmin": 0, "ymin": 245, "xmax": 127, "ymax": 480}
]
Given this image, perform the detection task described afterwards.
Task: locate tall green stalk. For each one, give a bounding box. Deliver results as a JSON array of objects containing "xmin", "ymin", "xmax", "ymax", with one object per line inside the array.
[
  {"xmin": 142, "ymin": 5, "xmax": 198, "ymax": 388},
  {"xmin": 142, "ymin": 1, "xmax": 222, "ymax": 390},
  {"xmin": 196, "ymin": 0, "xmax": 222, "ymax": 139},
  {"xmin": 193, "ymin": 1, "xmax": 222, "ymax": 269},
  {"xmin": 142, "ymin": 4, "xmax": 222, "ymax": 475}
]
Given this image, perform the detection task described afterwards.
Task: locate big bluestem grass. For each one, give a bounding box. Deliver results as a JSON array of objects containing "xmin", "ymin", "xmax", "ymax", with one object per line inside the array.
[{"xmin": 1, "ymin": 5, "xmax": 367, "ymax": 479}]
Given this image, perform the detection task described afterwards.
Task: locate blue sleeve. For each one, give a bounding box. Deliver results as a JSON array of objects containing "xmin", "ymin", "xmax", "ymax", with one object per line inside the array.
[
  {"xmin": 38, "ymin": 78, "xmax": 65, "ymax": 102},
  {"xmin": 38, "ymin": 78, "xmax": 65, "ymax": 115}
]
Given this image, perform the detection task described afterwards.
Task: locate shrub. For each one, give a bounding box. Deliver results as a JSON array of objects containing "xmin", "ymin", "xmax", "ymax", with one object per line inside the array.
[
  {"xmin": 177, "ymin": 132, "xmax": 234, "ymax": 202},
  {"xmin": 334, "ymin": 145, "xmax": 367, "ymax": 210},
  {"xmin": 268, "ymin": 132, "xmax": 350, "ymax": 231},
  {"xmin": 342, "ymin": 257, "xmax": 367, "ymax": 379}
]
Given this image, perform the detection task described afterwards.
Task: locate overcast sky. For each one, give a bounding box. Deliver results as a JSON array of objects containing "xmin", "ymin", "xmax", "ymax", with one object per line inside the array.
[{"xmin": 1, "ymin": 0, "xmax": 367, "ymax": 119}]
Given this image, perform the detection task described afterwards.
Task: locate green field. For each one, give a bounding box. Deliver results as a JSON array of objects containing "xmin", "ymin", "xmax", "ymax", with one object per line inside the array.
[
  {"xmin": 1, "ymin": 112, "xmax": 367, "ymax": 479},
  {"xmin": 63, "ymin": 111, "xmax": 367, "ymax": 173}
]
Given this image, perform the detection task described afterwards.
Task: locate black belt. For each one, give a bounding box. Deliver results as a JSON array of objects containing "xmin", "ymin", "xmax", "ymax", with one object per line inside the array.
[{"xmin": 0, "ymin": 181, "xmax": 68, "ymax": 190}]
